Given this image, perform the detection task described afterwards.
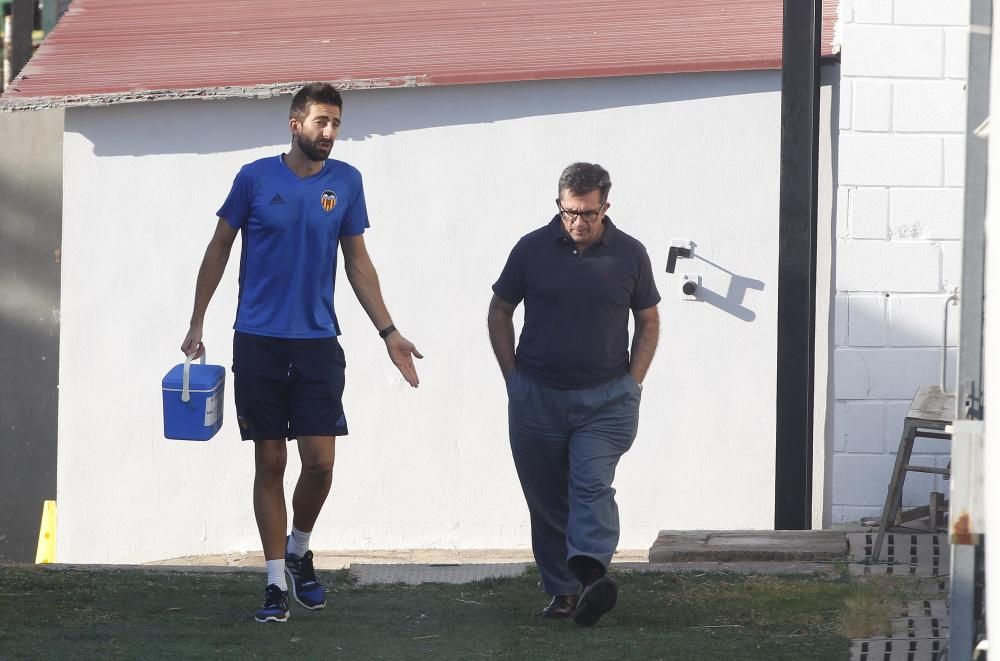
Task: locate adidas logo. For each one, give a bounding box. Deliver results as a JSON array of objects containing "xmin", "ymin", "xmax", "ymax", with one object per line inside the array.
[{"xmin": 269, "ymin": 194, "xmax": 286, "ymax": 205}]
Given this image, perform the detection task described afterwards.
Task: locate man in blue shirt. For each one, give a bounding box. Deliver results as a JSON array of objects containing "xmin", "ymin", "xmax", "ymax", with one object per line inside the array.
[
  {"xmin": 181, "ymin": 83, "xmax": 422, "ymax": 623},
  {"xmin": 488, "ymin": 163, "xmax": 660, "ymax": 627}
]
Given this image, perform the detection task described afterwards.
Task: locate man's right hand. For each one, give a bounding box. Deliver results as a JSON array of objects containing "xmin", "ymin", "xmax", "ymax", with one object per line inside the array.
[
  {"xmin": 487, "ymin": 294, "xmax": 518, "ymax": 385},
  {"xmin": 181, "ymin": 326, "xmax": 205, "ymax": 359}
]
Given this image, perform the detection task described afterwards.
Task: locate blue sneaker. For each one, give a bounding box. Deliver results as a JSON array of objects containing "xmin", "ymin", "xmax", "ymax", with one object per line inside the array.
[
  {"xmin": 285, "ymin": 549, "xmax": 326, "ymax": 609},
  {"xmin": 254, "ymin": 584, "xmax": 289, "ymax": 623}
]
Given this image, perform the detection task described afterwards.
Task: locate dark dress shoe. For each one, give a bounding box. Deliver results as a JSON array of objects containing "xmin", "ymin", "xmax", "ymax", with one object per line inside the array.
[
  {"xmin": 541, "ymin": 594, "xmax": 579, "ymax": 619},
  {"xmin": 573, "ymin": 575, "xmax": 618, "ymax": 627}
]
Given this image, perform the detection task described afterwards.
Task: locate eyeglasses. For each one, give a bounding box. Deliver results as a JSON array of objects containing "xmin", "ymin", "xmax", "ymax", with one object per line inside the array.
[{"xmin": 557, "ymin": 200, "xmax": 606, "ymax": 223}]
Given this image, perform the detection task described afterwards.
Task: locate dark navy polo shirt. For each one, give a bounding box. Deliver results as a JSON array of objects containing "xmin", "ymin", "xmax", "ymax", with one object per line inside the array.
[{"xmin": 493, "ymin": 215, "xmax": 661, "ymax": 389}]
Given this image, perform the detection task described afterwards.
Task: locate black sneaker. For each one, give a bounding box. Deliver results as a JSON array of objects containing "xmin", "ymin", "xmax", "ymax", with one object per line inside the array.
[
  {"xmin": 285, "ymin": 549, "xmax": 326, "ymax": 609},
  {"xmin": 572, "ymin": 575, "xmax": 618, "ymax": 627},
  {"xmin": 254, "ymin": 584, "xmax": 289, "ymax": 623}
]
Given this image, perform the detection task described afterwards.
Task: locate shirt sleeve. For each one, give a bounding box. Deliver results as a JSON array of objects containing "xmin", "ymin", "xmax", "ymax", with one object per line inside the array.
[
  {"xmin": 216, "ymin": 169, "xmax": 253, "ymax": 230},
  {"xmin": 492, "ymin": 240, "xmax": 526, "ymax": 306},
  {"xmin": 340, "ymin": 172, "xmax": 371, "ymax": 237},
  {"xmin": 631, "ymin": 245, "xmax": 661, "ymax": 310}
]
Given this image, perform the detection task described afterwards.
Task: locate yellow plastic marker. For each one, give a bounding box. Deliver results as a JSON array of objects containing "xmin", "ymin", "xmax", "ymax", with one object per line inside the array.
[{"xmin": 35, "ymin": 500, "xmax": 57, "ymax": 564}]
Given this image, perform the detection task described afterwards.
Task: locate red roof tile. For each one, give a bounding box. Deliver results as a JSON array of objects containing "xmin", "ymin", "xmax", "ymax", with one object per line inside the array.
[{"xmin": 2, "ymin": 0, "xmax": 839, "ymax": 110}]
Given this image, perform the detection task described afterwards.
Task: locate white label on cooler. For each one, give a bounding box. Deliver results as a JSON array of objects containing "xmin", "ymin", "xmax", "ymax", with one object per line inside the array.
[{"xmin": 204, "ymin": 392, "xmax": 220, "ymax": 426}]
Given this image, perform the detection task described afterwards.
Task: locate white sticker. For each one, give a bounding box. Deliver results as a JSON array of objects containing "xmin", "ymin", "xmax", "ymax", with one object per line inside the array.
[{"xmin": 204, "ymin": 392, "xmax": 220, "ymax": 427}]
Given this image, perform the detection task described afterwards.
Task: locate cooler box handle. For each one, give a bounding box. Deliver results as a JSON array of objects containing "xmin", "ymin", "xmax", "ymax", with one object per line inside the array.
[{"xmin": 182, "ymin": 352, "xmax": 207, "ymax": 403}]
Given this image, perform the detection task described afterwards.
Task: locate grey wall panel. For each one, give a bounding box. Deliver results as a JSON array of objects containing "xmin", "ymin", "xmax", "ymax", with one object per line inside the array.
[{"xmin": 0, "ymin": 108, "xmax": 62, "ymax": 562}]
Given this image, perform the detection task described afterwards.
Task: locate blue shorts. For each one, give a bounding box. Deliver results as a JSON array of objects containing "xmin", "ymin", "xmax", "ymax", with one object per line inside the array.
[{"xmin": 232, "ymin": 331, "xmax": 348, "ymax": 441}]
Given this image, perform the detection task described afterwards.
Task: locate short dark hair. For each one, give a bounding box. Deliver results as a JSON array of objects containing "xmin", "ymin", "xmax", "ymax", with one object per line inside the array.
[
  {"xmin": 289, "ymin": 83, "xmax": 343, "ymax": 122},
  {"xmin": 558, "ymin": 162, "xmax": 612, "ymax": 203}
]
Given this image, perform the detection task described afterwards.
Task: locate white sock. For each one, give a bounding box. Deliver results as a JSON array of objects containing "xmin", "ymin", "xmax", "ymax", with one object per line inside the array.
[
  {"xmin": 266, "ymin": 559, "xmax": 287, "ymax": 591},
  {"xmin": 287, "ymin": 526, "xmax": 311, "ymax": 558}
]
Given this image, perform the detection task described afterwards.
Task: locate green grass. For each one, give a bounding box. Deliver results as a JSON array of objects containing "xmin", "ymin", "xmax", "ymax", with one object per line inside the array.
[{"xmin": 0, "ymin": 564, "xmax": 918, "ymax": 660}]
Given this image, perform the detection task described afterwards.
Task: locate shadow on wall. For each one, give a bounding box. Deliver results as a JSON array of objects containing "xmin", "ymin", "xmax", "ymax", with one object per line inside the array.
[
  {"xmin": 677, "ymin": 244, "xmax": 765, "ymax": 322},
  {"xmin": 821, "ymin": 62, "xmax": 841, "ymax": 529},
  {"xmin": 75, "ymin": 70, "xmax": 783, "ymax": 158},
  {"xmin": 0, "ymin": 174, "xmax": 62, "ymax": 286}
]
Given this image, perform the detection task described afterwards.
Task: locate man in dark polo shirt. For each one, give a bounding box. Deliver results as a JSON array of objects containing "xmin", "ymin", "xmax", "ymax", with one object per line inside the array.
[{"xmin": 488, "ymin": 162, "xmax": 660, "ymax": 627}]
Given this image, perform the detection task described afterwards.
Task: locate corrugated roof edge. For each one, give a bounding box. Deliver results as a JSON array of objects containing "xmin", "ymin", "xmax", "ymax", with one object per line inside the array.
[
  {"xmin": 0, "ymin": 53, "xmax": 841, "ymax": 112},
  {"xmin": 0, "ymin": 75, "xmax": 429, "ymax": 112}
]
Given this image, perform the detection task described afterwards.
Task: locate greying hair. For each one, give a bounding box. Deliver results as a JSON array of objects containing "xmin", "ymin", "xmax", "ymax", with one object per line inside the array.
[
  {"xmin": 289, "ymin": 83, "xmax": 343, "ymax": 122},
  {"xmin": 558, "ymin": 162, "xmax": 612, "ymax": 203}
]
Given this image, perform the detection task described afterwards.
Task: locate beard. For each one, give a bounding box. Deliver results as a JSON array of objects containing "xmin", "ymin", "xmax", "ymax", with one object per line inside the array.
[{"xmin": 297, "ymin": 134, "xmax": 332, "ymax": 162}]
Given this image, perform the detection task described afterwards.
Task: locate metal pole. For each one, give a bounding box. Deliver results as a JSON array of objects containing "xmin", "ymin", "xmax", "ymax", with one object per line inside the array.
[
  {"xmin": 942, "ymin": 291, "xmax": 959, "ymax": 391},
  {"xmin": 774, "ymin": 0, "xmax": 822, "ymax": 530},
  {"xmin": 958, "ymin": 0, "xmax": 992, "ymax": 423},
  {"xmin": 950, "ymin": 0, "xmax": 992, "ymax": 656},
  {"xmin": 9, "ymin": 0, "xmax": 33, "ymax": 83}
]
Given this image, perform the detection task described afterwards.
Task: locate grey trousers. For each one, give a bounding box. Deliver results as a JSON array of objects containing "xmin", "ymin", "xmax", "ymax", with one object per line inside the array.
[{"xmin": 507, "ymin": 368, "xmax": 642, "ymax": 596}]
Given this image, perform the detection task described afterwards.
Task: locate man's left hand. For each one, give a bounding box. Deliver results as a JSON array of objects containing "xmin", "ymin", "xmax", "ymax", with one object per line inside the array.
[{"xmin": 385, "ymin": 333, "xmax": 423, "ymax": 387}]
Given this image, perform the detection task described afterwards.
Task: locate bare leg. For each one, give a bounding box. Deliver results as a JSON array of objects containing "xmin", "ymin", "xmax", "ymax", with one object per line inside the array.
[
  {"xmin": 291, "ymin": 436, "xmax": 336, "ymax": 533},
  {"xmin": 254, "ymin": 440, "xmax": 288, "ymax": 560}
]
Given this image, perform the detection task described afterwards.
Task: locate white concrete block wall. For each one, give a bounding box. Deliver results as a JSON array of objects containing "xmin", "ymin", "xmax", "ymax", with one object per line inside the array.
[
  {"xmin": 853, "ymin": 80, "xmax": 893, "ymax": 131},
  {"xmin": 833, "ymin": 0, "xmax": 968, "ymax": 522},
  {"xmin": 853, "ymin": 0, "xmax": 893, "ymax": 25},
  {"xmin": 945, "ymin": 28, "xmax": 970, "ymax": 78},
  {"xmin": 849, "ymin": 187, "xmax": 889, "ymax": 238},
  {"xmin": 889, "ymin": 188, "xmax": 964, "ymax": 239}
]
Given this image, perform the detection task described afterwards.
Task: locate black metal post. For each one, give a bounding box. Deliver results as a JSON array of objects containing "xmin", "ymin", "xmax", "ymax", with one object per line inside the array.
[
  {"xmin": 774, "ymin": 0, "xmax": 822, "ymax": 530},
  {"xmin": 10, "ymin": 0, "xmax": 33, "ymax": 81}
]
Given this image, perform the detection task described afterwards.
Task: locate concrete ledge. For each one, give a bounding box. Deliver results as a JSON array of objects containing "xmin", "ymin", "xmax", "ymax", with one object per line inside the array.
[
  {"xmin": 649, "ymin": 530, "xmax": 849, "ymax": 563},
  {"xmin": 350, "ymin": 562, "xmax": 530, "ymax": 586},
  {"xmin": 617, "ymin": 561, "xmax": 839, "ymax": 575}
]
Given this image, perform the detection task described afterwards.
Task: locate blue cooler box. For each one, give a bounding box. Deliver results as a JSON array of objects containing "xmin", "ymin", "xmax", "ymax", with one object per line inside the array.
[{"xmin": 162, "ymin": 354, "xmax": 226, "ymax": 441}]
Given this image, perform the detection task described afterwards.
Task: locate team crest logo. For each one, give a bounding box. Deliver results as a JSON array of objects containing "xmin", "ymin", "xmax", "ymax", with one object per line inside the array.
[{"xmin": 321, "ymin": 189, "xmax": 337, "ymax": 212}]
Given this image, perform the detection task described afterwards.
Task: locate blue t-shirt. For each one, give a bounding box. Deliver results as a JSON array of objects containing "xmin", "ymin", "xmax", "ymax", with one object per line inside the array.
[{"xmin": 217, "ymin": 155, "xmax": 370, "ymax": 338}]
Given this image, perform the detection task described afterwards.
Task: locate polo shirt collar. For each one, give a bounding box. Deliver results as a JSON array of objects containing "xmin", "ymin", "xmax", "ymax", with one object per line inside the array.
[{"xmin": 548, "ymin": 214, "xmax": 618, "ymax": 246}]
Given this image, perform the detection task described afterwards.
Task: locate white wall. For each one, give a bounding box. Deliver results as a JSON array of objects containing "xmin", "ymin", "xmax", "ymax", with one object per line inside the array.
[
  {"xmin": 59, "ymin": 71, "xmax": 827, "ymax": 563},
  {"xmin": 832, "ymin": 0, "xmax": 970, "ymax": 523}
]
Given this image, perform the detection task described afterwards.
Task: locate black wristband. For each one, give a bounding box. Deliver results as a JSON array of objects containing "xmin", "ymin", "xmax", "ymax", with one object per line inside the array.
[{"xmin": 378, "ymin": 323, "xmax": 397, "ymax": 339}]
